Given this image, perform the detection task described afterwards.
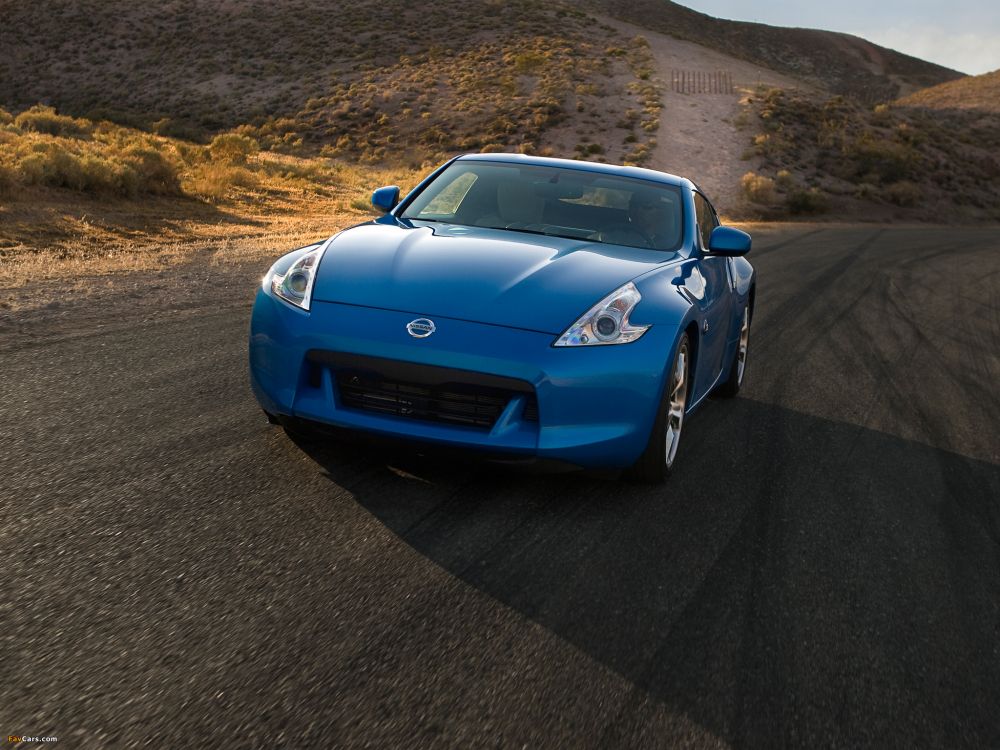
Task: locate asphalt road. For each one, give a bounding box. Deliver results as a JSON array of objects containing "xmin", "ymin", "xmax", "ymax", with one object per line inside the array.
[{"xmin": 2, "ymin": 226, "xmax": 999, "ymax": 748}]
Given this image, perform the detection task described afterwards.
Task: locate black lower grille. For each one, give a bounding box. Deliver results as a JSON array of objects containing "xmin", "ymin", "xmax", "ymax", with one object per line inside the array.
[
  {"xmin": 310, "ymin": 351, "xmax": 537, "ymax": 431},
  {"xmin": 338, "ymin": 371, "xmax": 510, "ymax": 428},
  {"xmin": 522, "ymin": 398, "xmax": 538, "ymax": 422}
]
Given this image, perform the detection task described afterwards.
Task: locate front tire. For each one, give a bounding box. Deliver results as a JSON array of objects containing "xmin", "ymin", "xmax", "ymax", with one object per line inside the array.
[{"xmin": 627, "ymin": 333, "xmax": 690, "ymax": 483}]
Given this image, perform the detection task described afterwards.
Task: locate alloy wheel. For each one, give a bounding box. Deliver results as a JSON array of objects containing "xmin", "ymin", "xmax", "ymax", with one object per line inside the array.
[
  {"xmin": 665, "ymin": 343, "xmax": 688, "ymax": 468},
  {"xmin": 736, "ymin": 307, "xmax": 750, "ymax": 386}
]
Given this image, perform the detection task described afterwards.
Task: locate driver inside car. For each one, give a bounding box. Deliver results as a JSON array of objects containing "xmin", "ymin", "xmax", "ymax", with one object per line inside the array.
[{"xmin": 626, "ymin": 190, "xmax": 676, "ymax": 248}]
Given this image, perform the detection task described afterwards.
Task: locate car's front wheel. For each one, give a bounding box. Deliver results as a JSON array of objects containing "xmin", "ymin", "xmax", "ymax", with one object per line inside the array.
[{"xmin": 627, "ymin": 333, "xmax": 690, "ymax": 483}]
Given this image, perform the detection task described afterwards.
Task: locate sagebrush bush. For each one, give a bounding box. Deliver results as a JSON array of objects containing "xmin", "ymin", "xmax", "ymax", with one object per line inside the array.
[
  {"xmin": 775, "ymin": 169, "xmax": 794, "ymax": 189},
  {"xmin": 0, "ymin": 161, "xmax": 17, "ymax": 195},
  {"xmin": 740, "ymin": 172, "xmax": 776, "ymax": 204},
  {"xmin": 786, "ymin": 187, "xmax": 828, "ymax": 214},
  {"xmin": 14, "ymin": 105, "xmax": 89, "ymax": 137},
  {"xmin": 871, "ymin": 103, "xmax": 892, "ymax": 126},
  {"xmin": 0, "ymin": 108, "xmax": 186, "ymax": 198},
  {"xmin": 847, "ymin": 136, "xmax": 919, "ymax": 184},
  {"xmin": 122, "ymin": 145, "xmax": 180, "ymax": 194},
  {"xmin": 884, "ymin": 180, "xmax": 922, "ymax": 207},
  {"xmin": 208, "ymin": 133, "xmax": 260, "ymax": 164},
  {"xmin": 17, "ymin": 144, "xmax": 87, "ymax": 190}
]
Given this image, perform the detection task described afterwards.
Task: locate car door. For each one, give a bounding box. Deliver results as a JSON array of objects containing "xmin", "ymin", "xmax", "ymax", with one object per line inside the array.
[{"xmin": 692, "ymin": 191, "xmax": 734, "ymax": 395}]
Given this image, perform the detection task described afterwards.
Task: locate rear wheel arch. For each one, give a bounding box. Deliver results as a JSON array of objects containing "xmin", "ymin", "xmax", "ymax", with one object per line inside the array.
[{"xmin": 683, "ymin": 319, "xmax": 700, "ymax": 391}]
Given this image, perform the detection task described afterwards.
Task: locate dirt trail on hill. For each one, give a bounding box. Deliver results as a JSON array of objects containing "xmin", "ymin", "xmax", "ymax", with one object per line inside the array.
[{"xmin": 600, "ymin": 16, "xmax": 810, "ymax": 212}]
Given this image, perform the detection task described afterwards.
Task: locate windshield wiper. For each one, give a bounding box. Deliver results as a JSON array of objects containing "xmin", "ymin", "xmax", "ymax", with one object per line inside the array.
[
  {"xmin": 496, "ymin": 227, "xmax": 590, "ymax": 242},
  {"xmin": 408, "ymin": 219, "xmax": 589, "ymax": 243}
]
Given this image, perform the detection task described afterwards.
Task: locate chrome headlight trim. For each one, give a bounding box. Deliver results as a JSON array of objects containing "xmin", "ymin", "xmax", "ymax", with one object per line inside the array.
[
  {"xmin": 265, "ymin": 237, "xmax": 333, "ymax": 311},
  {"xmin": 553, "ymin": 281, "xmax": 650, "ymax": 347}
]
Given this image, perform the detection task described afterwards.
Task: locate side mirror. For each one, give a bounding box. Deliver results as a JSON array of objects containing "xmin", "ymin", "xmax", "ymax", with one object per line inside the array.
[
  {"xmin": 706, "ymin": 226, "xmax": 751, "ymax": 256},
  {"xmin": 371, "ymin": 185, "xmax": 400, "ymax": 214}
]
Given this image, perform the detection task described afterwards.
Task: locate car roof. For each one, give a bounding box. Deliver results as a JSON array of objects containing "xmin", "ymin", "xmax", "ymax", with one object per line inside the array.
[{"xmin": 455, "ymin": 152, "xmax": 692, "ymax": 190}]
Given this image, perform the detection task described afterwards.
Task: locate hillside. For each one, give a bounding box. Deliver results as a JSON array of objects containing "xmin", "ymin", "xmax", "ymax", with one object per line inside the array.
[
  {"xmin": 588, "ymin": 0, "xmax": 963, "ymax": 101},
  {"xmin": 734, "ymin": 88, "xmax": 1000, "ymax": 221},
  {"xmin": 1, "ymin": 0, "xmax": 997, "ymax": 300},
  {"xmin": 0, "ymin": 0, "xmax": 661, "ymax": 167},
  {"xmin": 896, "ymin": 69, "xmax": 1000, "ymax": 112}
]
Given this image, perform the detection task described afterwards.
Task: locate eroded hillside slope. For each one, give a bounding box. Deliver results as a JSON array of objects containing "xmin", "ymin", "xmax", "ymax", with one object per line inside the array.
[{"xmin": 587, "ymin": 0, "xmax": 963, "ymax": 100}]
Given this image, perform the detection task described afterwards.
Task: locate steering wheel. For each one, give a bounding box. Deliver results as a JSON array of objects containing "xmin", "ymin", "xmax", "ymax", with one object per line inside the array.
[{"xmin": 594, "ymin": 223, "xmax": 653, "ymax": 248}]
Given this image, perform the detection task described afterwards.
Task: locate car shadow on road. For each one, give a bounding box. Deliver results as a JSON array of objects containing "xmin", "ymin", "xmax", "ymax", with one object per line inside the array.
[{"xmin": 292, "ymin": 397, "xmax": 1000, "ymax": 747}]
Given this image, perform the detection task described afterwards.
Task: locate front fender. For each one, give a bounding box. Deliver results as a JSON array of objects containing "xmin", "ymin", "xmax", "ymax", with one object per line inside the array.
[
  {"xmin": 731, "ymin": 256, "xmax": 755, "ymax": 298},
  {"xmin": 631, "ymin": 260, "xmax": 700, "ymax": 333}
]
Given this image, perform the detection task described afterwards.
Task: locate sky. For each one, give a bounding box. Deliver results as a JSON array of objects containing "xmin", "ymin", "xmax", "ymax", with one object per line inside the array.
[{"xmin": 678, "ymin": 1, "xmax": 1000, "ymax": 75}]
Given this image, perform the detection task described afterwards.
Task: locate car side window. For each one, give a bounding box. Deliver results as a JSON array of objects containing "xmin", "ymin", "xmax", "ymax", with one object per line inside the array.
[{"xmin": 693, "ymin": 192, "xmax": 719, "ymax": 249}]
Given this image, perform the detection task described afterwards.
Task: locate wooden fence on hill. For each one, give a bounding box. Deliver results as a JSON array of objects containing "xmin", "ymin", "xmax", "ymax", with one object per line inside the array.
[{"xmin": 671, "ymin": 70, "xmax": 735, "ymax": 95}]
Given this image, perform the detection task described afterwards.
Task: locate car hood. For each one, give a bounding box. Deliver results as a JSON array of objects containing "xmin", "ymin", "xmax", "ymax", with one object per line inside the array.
[{"xmin": 311, "ymin": 221, "xmax": 677, "ymax": 333}]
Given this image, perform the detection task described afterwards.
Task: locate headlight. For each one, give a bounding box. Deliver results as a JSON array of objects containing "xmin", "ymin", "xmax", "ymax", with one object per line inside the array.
[
  {"xmin": 554, "ymin": 281, "xmax": 650, "ymax": 346},
  {"xmin": 265, "ymin": 239, "xmax": 331, "ymax": 311}
]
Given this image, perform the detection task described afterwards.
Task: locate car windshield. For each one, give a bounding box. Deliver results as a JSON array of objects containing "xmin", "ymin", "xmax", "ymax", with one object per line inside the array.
[{"xmin": 400, "ymin": 160, "xmax": 684, "ymax": 252}]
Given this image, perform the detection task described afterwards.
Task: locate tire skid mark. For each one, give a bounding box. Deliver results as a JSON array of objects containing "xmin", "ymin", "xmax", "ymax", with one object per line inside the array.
[
  {"xmin": 749, "ymin": 227, "xmax": 826, "ymax": 258},
  {"xmin": 753, "ymin": 228, "xmax": 885, "ymax": 364}
]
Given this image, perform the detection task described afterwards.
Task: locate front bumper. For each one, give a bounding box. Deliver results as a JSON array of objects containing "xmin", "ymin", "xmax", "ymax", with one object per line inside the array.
[{"xmin": 249, "ymin": 291, "xmax": 677, "ymax": 469}]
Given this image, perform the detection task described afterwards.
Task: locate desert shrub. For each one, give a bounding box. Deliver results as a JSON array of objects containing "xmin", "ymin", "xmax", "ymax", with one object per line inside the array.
[
  {"xmin": 17, "ymin": 144, "xmax": 86, "ymax": 189},
  {"xmin": 871, "ymin": 103, "xmax": 893, "ymax": 126},
  {"xmin": 884, "ymin": 180, "xmax": 922, "ymax": 207},
  {"xmin": 0, "ymin": 107, "xmax": 13, "ymax": 126},
  {"xmin": 847, "ymin": 135, "xmax": 918, "ymax": 184},
  {"xmin": 184, "ymin": 162, "xmax": 256, "ymax": 202},
  {"xmin": 16, "ymin": 152, "xmax": 46, "ymax": 185},
  {"xmin": 740, "ymin": 171, "xmax": 776, "ymax": 204},
  {"xmin": 0, "ymin": 161, "xmax": 17, "ymax": 195},
  {"xmin": 14, "ymin": 105, "xmax": 89, "ymax": 137},
  {"xmin": 513, "ymin": 52, "xmax": 544, "ymax": 74},
  {"xmin": 624, "ymin": 142, "xmax": 651, "ymax": 165},
  {"xmin": 775, "ymin": 169, "xmax": 795, "ymax": 189},
  {"xmin": 174, "ymin": 141, "xmax": 206, "ymax": 165},
  {"xmin": 786, "ymin": 187, "xmax": 828, "ymax": 214},
  {"xmin": 208, "ymin": 133, "xmax": 260, "ymax": 164},
  {"xmin": 121, "ymin": 145, "xmax": 181, "ymax": 194},
  {"xmin": 78, "ymin": 154, "xmax": 137, "ymax": 196},
  {"xmin": 854, "ymin": 182, "xmax": 877, "ymax": 200}
]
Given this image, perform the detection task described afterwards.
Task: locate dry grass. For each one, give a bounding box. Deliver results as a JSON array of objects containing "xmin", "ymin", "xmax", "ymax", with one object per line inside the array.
[
  {"xmin": 0, "ymin": 113, "xmax": 183, "ymax": 198},
  {"xmin": 0, "ymin": 113, "xmax": 419, "ymax": 288},
  {"xmin": 896, "ymin": 70, "xmax": 1000, "ymax": 112}
]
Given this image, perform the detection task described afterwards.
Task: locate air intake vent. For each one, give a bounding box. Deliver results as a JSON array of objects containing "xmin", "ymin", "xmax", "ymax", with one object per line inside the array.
[
  {"xmin": 306, "ymin": 351, "xmax": 538, "ymax": 431},
  {"xmin": 337, "ymin": 371, "xmax": 511, "ymax": 429}
]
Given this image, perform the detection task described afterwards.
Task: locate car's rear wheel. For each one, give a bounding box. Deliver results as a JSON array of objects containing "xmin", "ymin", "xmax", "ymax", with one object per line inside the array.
[
  {"xmin": 717, "ymin": 304, "xmax": 750, "ymax": 397},
  {"xmin": 627, "ymin": 333, "xmax": 690, "ymax": 483}
]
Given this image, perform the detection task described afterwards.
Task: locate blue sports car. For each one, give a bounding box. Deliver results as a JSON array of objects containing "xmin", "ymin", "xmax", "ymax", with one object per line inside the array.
[{"xmin": 249, "ymin": 153, "xmax": 754, "ymax": 481}]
